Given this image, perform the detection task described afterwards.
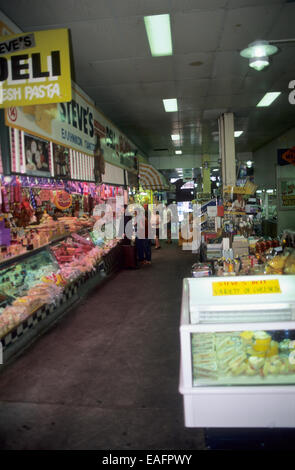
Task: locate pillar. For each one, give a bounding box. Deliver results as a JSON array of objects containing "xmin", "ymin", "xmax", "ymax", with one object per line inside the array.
[
  {"xmin": 218, "ymin": 113, "xmax": 236, "ymax": 187},
  {"xmin": 202, "ymin": 154, "xmax": 211, "ymax": 195}
]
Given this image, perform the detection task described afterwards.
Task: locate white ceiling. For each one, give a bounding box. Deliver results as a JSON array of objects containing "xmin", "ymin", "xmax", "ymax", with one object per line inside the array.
[{"xmin": 1, "ymin": 0, "xmax": 295, "ymax": 165}]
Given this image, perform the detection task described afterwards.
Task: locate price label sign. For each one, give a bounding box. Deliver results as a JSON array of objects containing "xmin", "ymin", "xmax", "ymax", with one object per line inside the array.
[{"xmin": 212, "ymin": 279, "xmax": 281, "ymax": 296}]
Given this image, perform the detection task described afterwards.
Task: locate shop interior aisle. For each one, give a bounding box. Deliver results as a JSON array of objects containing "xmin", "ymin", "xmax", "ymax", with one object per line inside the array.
[{"xmin": 0, "ymin": 243, "xmax": 205, "ymax": 450}]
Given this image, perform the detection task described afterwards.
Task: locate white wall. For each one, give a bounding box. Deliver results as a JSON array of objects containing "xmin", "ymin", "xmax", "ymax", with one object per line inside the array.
[
  {"xmin": 253, "ymin": 127, "xmax": 295, "ymax": 234},
  {"xmin": 254, "ymin": 127, "xmax": 295, "ymax": 189}
]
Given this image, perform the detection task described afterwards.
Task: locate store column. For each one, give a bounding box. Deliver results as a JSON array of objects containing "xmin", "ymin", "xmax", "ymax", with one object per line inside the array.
[
  {"xmin": 202, "ymin": 154, "xmax": 211, "ymax": 195},
  {"xmin": 218, "ymin": 113, "xmax": 236, "ymax": 187}
]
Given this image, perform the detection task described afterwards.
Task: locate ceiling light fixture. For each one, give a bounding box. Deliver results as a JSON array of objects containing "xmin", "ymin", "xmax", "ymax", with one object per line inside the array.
[
  {"xmin": 246, "ymin": 160, "xmax": 253, "ymax": 168},
  {"xmin": 163, "ymin": 98, "xmax": 178, "ymax": 112},
  {"xmin": 171, "ymin": 134, "xmax": 180, "ymax": 141},
  {"xmin": 240, "ymin": 38, "xmax": 295, "ymax": 71},
  {"xmin": 256, "ymin": 92, "xmax": 281, "ymax": 107},
  {"xmin": 175, "ymin": 150, "xmax": 182, "ymax": 155},
  {"xmin": 212, "ymin": 168, "xmax": 219, "ymax": 172},
  {"xmin": 240, "ymin": 40, "xmax": 278, "ymax": 71},
  {"xmin": 234, "ymin": 131, "xmax": 243, "ymax": 137},
  {"xmin": 144, "ymin": 14, "xmax": 173, "ymax": 57}
]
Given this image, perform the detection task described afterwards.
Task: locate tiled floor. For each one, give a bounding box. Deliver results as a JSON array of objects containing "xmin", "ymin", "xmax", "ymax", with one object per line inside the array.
[{"xmin": 0, "ymin": 243, "xmax": 206, "ymax": 450}]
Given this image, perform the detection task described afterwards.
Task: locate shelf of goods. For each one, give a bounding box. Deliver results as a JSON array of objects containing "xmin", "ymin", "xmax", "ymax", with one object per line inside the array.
[
  {"xmin": 0, "ymin": 225, "xmax": 123, "ymax": 364},
  {"xmin": 179, "ymin": 275, "xmax": 295, "ymax": 428}
]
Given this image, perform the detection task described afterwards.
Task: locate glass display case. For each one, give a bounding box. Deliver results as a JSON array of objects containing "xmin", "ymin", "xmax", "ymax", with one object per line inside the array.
[
  {"xmin": 179, "ymin": 275, "xmax": 295, "ymax": 428},
  {"xmin": 0, "ymin": 248, "xmax": 58, "ymax": 299}
]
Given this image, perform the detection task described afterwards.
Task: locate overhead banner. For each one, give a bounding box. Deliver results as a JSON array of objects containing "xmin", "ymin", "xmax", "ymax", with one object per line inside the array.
[
  {"xmin": 5, "ymin": 83, "xmax": 139, "ymax": 172},
  {"xmin": 0, "ymin": 28, "xmax": 72, "ymax": 107}
]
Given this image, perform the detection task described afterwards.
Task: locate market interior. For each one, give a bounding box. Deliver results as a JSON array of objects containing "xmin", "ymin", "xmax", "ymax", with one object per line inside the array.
[{"xmin": 0, "ymin": 0, "xmax": 295, "ymax": 451}]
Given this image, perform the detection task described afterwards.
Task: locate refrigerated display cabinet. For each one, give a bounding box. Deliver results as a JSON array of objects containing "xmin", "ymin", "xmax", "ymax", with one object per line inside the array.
[
  {"xmin": 0, "ymin": 248, "xmax": 58, "ymax": 299},
  {"xmin": 179, "ymin": 275, "xmax": 295, "ymax": 427}
]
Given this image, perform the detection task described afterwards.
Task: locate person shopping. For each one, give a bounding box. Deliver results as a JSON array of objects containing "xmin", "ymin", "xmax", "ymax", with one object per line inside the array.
[{"xmin": 136, "ymin": 205, "xmax": 152, "ymax": 265}]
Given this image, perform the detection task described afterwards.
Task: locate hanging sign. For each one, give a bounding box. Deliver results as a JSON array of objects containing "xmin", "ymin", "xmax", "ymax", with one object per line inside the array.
[
  {"xmin": 278, "ymin": 147, "xmax": 295, "ymax": 166},
  {"xmin": 0, "ymin": 28, "xmax": 72, "ymax": 108},
  {"xmin": 54, "ymin": 190, "xmax": 72, "ymax": 210}
]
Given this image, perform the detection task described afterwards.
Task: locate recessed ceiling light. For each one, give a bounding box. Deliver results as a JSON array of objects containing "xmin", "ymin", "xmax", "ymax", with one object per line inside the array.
[
  {"xmin": 175, "ymin": 150, "xmax": 182, "ymax": 155},
  {"xmin": 234, "ymin": 131, "xmax": 243, "ymax": 137},
  {"xmin": 257, "ymin": 92, "xmax": 281, "ymax": 107},
  {"xmin": 163, "ymin": 98, "xmax": 178, "ymax": 112},
  {"xmin": 144, "ymin": 14, "xmax": 173, "ymax": 57},
  {"xmin": 171, "ymin": 134, "xmax": 180, "ymax": 141}
]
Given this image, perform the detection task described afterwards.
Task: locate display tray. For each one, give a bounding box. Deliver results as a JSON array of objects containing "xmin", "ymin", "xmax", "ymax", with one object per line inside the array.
[{"xmin": 0, "ymin": 228, "xmax": 91, "ymax": 269}]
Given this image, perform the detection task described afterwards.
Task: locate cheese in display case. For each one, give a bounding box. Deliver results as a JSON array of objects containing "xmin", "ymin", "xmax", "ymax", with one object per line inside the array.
[
  {"xmin": 179, "ymin": 275, "xmax": 295, "ymax": 428},
  {"xmin": 192, "ymin": 330, "xmax": 295, "ymax": 386}
]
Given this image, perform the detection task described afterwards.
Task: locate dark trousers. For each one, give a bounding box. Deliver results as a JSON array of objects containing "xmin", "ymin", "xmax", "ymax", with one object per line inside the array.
[{"xmin": 136, "ymin": 238, "xmax": 152, "ymax": 262}]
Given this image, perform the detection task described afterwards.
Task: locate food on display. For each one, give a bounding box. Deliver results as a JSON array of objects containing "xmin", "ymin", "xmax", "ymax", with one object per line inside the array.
[
  {"xmin": 0, "ymin": 176, "xmax": 124, "ymax": 341},
  {"xmin": 192, "ymin": 330, "xmax": 295, "ymax": 384}
]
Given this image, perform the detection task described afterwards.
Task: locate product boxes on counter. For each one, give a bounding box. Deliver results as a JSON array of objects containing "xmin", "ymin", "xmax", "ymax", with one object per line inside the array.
[
  {"xmin": 192, "ymin": 263, "xmax": 212, "ymax": 277},
  {"xmin": 232, "ymin": 236, "xmax": 249, "ymax": 257}
]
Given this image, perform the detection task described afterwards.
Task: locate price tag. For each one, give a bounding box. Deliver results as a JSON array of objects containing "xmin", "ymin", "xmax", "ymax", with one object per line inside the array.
[{"xmin": 212, "ymin": 279, "xmax": 281, "ymax": 296}]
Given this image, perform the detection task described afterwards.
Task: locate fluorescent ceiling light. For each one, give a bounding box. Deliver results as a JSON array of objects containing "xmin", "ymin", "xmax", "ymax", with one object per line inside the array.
[
  {"xmin": 171, "ymin": 134, "xmax": 180, "ymax": 141},
  {"xmin": 266, "ymin": 189, "xmax": 274, "ymax": 194},
  {"xmin": 234, "ymin": 131, "xmax": 243, "ymax": 137},
  {"xmin": 212, "ymin": 168, "xmax": 219, "ymax": 172},
  {"xmin": 144, "ymin": 14, "xmax": 173, "ymax": 57},
  {"xmin": 256, "ymin": 190, "xmax": 262, "ymax": 194},
  {"xmin": 257, "ymin": 92, "xmax": 281, "ymax": 107},
  {"xmin": 175, "ymin": 150, "xmax": 182, "ymax": 155},
  {"xmin": 163, "ymin": 98, "xmax": 178, "ymax": 112}
]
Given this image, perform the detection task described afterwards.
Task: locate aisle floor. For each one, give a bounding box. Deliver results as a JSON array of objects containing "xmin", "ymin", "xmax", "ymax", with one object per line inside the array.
[{"xmin": 0, "ymin": 243, "xmax": 206, "ymax": 450}]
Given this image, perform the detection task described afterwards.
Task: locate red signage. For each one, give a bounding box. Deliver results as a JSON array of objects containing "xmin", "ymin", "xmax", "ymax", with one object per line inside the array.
[
  {"xmin": 54, "ymin": 190, "xmax": 72, "ymax": 210},
  {"xmin": 282, "ymin": 147, "xmax": 295, "ymax": 166}
]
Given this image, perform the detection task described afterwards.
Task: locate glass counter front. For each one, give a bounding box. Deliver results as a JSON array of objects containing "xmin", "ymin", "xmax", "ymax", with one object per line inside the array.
[{"xmin": 192, "ymin": 329, "xmax": 295, "ymax": 387}]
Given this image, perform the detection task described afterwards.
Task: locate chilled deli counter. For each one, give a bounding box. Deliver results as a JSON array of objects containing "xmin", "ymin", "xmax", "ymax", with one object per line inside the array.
[
  {"xmin": 179, "ymin": 275, "xmax": 295, "ymax": 428},
  {"xmin": 0, "ymin": 224, "xmax": 123, "ymax": 364}
]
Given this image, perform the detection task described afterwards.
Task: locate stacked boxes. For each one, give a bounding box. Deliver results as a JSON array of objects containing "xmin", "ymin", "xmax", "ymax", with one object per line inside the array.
[{"xmin": 232, "ymin": 236, "xmax": 249, "ymax": 258}]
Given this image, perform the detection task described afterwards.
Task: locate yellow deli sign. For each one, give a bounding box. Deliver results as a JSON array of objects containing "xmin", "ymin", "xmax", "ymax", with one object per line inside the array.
[
  {"xmin": 212, "ymin": 279, "xmax": 281, "ymax": 296},
  {"xmin": 0, "ymin": 28, "xmax": 72, "ymax": 107}
]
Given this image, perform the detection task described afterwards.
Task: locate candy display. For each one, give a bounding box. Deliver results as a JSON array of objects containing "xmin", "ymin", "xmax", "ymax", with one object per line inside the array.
[{"xmin": 192, "ymin": 330, "xmax": 295, "ymax": 386}]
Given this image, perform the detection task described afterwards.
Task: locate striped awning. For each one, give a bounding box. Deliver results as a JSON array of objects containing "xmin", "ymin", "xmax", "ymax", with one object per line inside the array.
[{"xmin": 139, "ymin": 162, "xmax": 168, "ymax": 190}]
